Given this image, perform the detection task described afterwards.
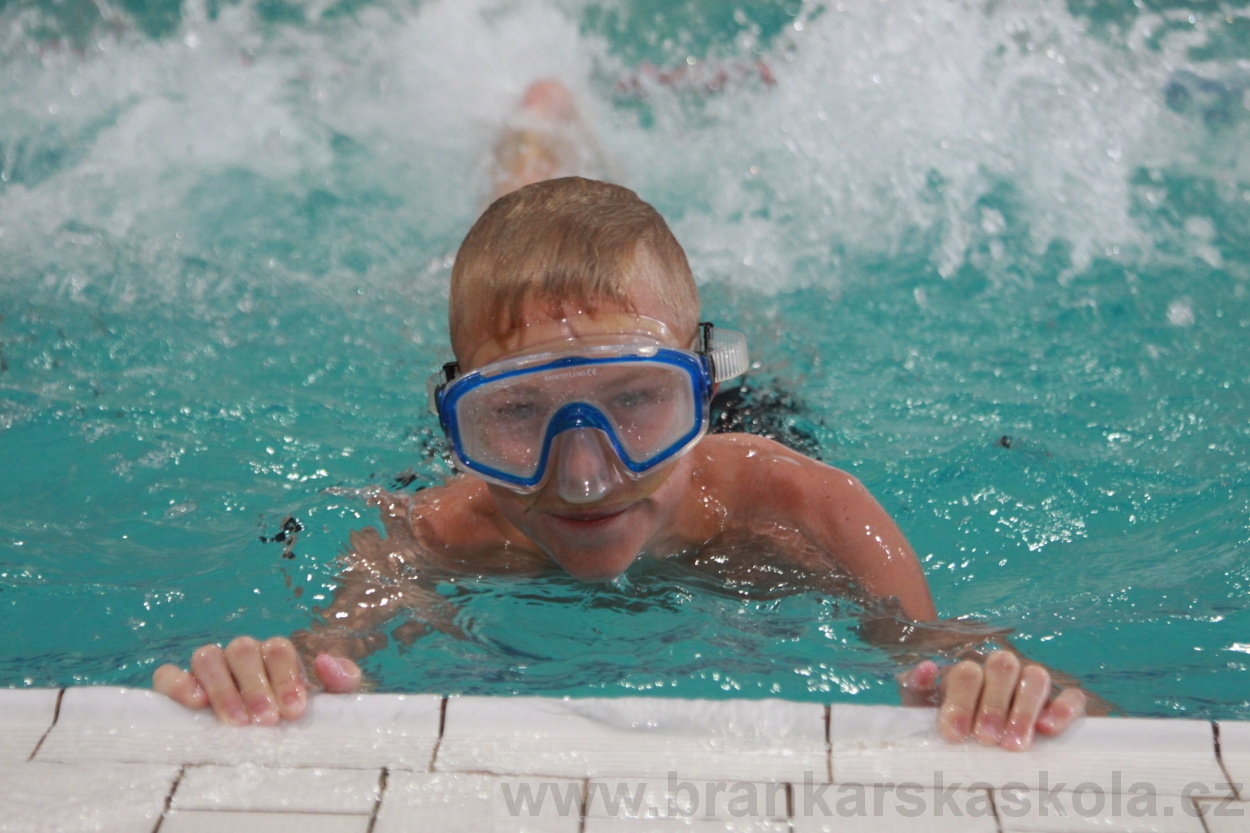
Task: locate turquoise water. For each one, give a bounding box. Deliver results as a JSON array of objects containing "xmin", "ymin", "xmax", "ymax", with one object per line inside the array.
[{"xmin": 1, "ymin": 0, "xmax": 1248, "ymax": 718}]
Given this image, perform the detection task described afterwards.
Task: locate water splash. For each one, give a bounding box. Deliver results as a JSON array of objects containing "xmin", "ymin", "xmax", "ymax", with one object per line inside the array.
[{"xmin": 1, "ymin": 0, "xmax": 1246, "ymax": 310}]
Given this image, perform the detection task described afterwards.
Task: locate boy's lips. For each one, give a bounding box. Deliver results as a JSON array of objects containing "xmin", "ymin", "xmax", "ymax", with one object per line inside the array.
[{"xmin": 542, "ymin": 503, "xmax": 634, "ymax": 523}]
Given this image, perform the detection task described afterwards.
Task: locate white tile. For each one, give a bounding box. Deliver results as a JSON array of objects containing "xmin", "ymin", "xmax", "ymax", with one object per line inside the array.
[
  {"xmin": 1198, "ymin": 799, "xmax": 1250, "ymax": 833},
  {"xmin": 0, "ymin": 688, "xmax": 59, "ymax": 762},
  {"xmin": 790, "ymin": 784, "xmax": 998, "ymax": 833},
  {"xmin": 1219, "ymin": 720, "xmax": 1250, "ymax": 793},
  {"xmin": 437, "ymin": 696, "xmax": 828, "ymax": 781},
  {"xmin": 584, "ymin": 777, "xmax": 788, "ymax": 821},
  {"xmin": 35, "ymin": 686, "xmax": 441, "ymax": 768},
  {"xmin": 0, "ymin": 761, "xmax": 178, "ymax": 833},
  {"xmin": 171, "ymin": 763, "xmax": 382, "ymax": 813},
  {"xmin": 830, "ymin": 705, "xmax": 1229, "ymax": 796},
  {"xmin": 160, "ymin": 811, "xmax": 372, "ymax": 833},
  {"xmin": 374, "ymin": 771, "xmax": 582, "ymax": 833},
  {"xmin": 584, "ymin": 820, "xmax": 789, "ymax": 832},
  {"xmin": 996, "ymin": 787, "xmax": 1205, "ymax": 832}
]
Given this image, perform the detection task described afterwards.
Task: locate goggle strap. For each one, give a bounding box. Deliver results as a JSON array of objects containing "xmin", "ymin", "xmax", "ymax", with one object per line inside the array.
[
  {"xmin": 429, "ymin": 325, "xmax": 750, "ymax": 414},
  {"xmin": 699, "ymin": 322, "xmax": 750, "ymax": 383},
  {"xmin": 426, "ymin": 361, "xmax": 460, "ymax": 416}
]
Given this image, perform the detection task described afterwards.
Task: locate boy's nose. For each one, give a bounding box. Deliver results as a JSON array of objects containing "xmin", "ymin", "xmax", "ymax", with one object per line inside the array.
[{"xmin": 553, "ymin": 428, "xmax": 625, "ymax": 504}]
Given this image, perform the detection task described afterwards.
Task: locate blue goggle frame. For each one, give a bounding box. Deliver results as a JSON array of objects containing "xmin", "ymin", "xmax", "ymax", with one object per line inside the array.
[{"xmin": 433, "ymin": 348, "xmax": 713, "ymax": 491}]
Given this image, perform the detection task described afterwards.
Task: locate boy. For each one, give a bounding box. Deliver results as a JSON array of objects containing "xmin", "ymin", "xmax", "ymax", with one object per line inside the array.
[{"xmin": 155, "ymin": 175, "xmax": 1089, "ymax": 751}]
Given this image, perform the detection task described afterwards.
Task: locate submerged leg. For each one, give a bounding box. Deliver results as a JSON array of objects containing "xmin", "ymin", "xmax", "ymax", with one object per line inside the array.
[{"xmin": 489, "ymin": 79, "xmax": 610, "ymax": 200}]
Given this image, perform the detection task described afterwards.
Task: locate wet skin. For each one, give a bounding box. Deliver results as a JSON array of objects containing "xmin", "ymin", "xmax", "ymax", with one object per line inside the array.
[{"xmin": 153, "ymin": 292, "xmax": 1091, "ymax": 745}]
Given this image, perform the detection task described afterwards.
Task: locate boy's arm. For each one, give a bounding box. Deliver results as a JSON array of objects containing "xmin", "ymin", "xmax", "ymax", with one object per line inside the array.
[
  {"xmin": 290, "ymin": 520, "xmax": 466, "ymax": 660},
  {"xmin": 786, "ymin": 464, "xmax": 937, "ymax": 621},
  {"xmin": 152, "ymin": 562, "xmax": 460, "ymax": 726},
  {"xmin": 152, "ymin": 636, "xmax": 362, "ymax": 726},
  {"xmin": 150, "ymin": 567, "xmax": 410, "ymax": 726},
  {"xmin": 752, "ymin": 446, "xmax": 1093, "ymax": 749},
  {"xmin": 153, "ymin": 492, "xmax": 462, "ymax": 724}
]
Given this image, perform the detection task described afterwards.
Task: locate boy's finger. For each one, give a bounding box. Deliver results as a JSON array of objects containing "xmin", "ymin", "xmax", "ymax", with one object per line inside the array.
[
  {"xmin": 152, "ymin": 664, "xmax": 208, "ymax": 709},
  {"xmin": 224, "ymin": 636, "xmax": 279, "ymax": 725},
  {"xmin": 896, "ymin": 660, "xmax": 940, "ymax": 707},
  {"xmin": 313, "ymin": 654, "xmax": 363, "ymax": 693},
  {"xmin": 937, "ymin": 660, "xmax": 983, "ymax": 742},
  {"xmin": 190, "ymin": 645, "xmax": 249, "ymax": 726},
  {"xmin": 261, "ymin": 637, "xmax": 308, "ymax": 721},
  {"xmin": 1037, "ymin": 687, "xmax": 1087, "ymax": 736},
  {"xmin": 973, "ymin": 651, "xmax": 1021, "ymax": 746},
  {"xmin": 1002, "ymin": 664, "xmax": 1051, "ymax": 751}
]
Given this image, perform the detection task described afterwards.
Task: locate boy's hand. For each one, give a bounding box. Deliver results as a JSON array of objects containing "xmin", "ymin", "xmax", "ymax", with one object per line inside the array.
[
  {"xmin": 152, "ymin": 636, "xmax": 362, "ymax": 725},
  {"xmin": 897, "ymin": 651, "xmax": 1087, "ymax": 751}
]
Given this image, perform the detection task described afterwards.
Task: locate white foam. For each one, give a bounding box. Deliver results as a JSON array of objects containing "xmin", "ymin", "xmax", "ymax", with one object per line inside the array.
[
  {"xmin": 0, "ymin": 0, "xmax": 1244, "ymax": 306},
  {"xmin": 623, "ymin": 0, "xmax": 1212, "ymax": 287}
]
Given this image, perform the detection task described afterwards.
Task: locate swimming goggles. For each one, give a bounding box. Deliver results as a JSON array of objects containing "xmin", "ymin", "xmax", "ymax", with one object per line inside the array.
[{"xmin": 427, "ymin": 322, "xmax": 749, "ymax": 493}]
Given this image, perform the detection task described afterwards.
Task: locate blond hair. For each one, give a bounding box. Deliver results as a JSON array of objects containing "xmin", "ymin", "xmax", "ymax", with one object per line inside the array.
[{"xmin": 449, "ymin": 177, "xmax": 699, "ymax": 361}]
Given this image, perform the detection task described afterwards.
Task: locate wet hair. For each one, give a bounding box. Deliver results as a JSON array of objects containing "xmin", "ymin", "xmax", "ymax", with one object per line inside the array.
[
  {"xmin": 710, "ymin": 378, "xmax": 823, "ymax": 460},
  {"xmin": 449, "ymin": 177, "xmax": 700, "ymax": 361}
]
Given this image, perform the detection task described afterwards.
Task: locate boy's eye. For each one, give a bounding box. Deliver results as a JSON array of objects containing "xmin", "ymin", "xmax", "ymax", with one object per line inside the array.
[
  {"xmin": 493, "ymin": 400, "xmax": 541, "ymax": 422},
  {"xmin": 611, "ymin": 387, "xmax": 665, "ymax": 409}
]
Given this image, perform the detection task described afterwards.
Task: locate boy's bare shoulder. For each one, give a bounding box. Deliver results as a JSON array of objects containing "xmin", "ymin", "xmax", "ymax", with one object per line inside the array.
[
  {"xmin": 417, "ymin": 476, "xmax": 555, "ymax": 573},
  {"xmin": 693, "ymin": 433, "xmax": 894, "ymax": 542},
  {"xmin": 692, "ymin": 434, "xmax": 924, "ymax": 603},
  {"xmin": 403, "ymin": 475, "xmax": 508, "ymax": 544},
  {"xmin": 695, "ymin": 433, "xmax": 865, "ymax": 506}
]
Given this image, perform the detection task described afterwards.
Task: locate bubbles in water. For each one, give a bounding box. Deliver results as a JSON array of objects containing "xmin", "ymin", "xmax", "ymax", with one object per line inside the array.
[
  {"xmin": 1, "ymin": 0, "xmax": 1248, "ymax": 713},
  {"xmin": 632, "ymin": 0, "xmax": 1243, "ymax": 287},
  {"xmin": 1167, "ymin": 298, "xmax": 1195, "ymax": 326},
  {"xmin": 1, "ymin": 0, "xmax": 1247, "ymax": 310},
  {"xmin": 0, "ymin": 0, "xmax": 603, "ymax": 309}
]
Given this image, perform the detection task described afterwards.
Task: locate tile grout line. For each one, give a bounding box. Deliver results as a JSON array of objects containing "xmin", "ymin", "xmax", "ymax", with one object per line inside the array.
[
  {"xmin": 151, "ymin": 764, "xmax": 186, "ymax": 833},
  {"xmin": 427, "ymin": 696, "xmax": 448, "ymax": 773},
  {"xmin": 364, "ymin": 768, "xmax": 389, "ymax": 833},
  {"xmin": 1192, "ymin": 793, "xmax": 1214, "ymax": 833},
  {"xmin": 824, "ymin": 704, "xmax": 832, "ymax": 784},
  {"xmin": 26, "ymin": 687, "xmax": 64, "ymax": 762},
  {"xmin": 577, "ymin": 777, "xmax": 589, "ymax": 833},
  {"xmin": 1212, "ymin": 720, "xmax": 1244, "ymax": 801},
  {"xmin": 987, "ymin": 785, "xmax": 1004, "ymax": 833},
  {"xmin": 167, "ymin": 809, "xmax": 380, "ymax": 818}
]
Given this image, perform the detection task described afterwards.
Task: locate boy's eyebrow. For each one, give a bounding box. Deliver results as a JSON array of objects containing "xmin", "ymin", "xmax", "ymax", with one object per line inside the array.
[
  {"xmin": 487, "ymin": 382, "xmax": 546, "ymax": 399},
  {"xmin": 465, "ymin": 314, "xmax": 682, "ymax": 369},
  {"xmin": 600, "ymin": 367, "xmax": 659, "ymax": 388}
]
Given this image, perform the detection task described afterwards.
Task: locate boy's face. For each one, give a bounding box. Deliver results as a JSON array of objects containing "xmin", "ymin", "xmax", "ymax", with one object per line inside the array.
[{"xmin": 457, "ymin": 284, "xmax": 697, "ymax": 581}]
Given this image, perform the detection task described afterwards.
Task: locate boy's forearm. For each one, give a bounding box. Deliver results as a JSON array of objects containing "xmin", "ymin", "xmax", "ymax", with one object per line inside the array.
[
  {"xmin": 291, "ymin": 624, "xmax": 389, "ymax": 664},
  {"xmin": 856, "ymin": 603, "xmax": 1013, "ymax": 662},
  {"xmin": 858, "ymin": 606, "xmax": 1115, "ymax": 715},
  {"xmin": 293, "ymin": 569, "xmax": 463, "ymax": 665}
]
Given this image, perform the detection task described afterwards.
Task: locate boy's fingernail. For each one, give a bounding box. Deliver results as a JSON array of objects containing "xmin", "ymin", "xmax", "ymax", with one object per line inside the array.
[
  {"xmin": 939, "ymin": 705, "xmax": 968, "ymax": 739},
  {"xmin": 246, "ymin": 695, "xmax": 278, "ymax": 724},
  {"xmin": 975, "ymin": 716, "xmax": 1003, "ymax": 743},
  {"xmin": 1003, "ymin": 724, "xmax": 1033, "ymax": 750}
]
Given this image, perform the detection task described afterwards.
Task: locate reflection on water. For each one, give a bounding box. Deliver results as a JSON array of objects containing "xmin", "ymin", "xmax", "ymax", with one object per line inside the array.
[{"xmin": 0, "ymin": 0, "xmax": 1248, "ymax": 718}]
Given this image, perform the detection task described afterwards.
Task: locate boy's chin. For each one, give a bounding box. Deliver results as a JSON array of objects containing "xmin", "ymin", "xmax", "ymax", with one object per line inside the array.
[
  {"xmin": 550, "ymin": 548, "xmax": 640, "ymax": 582},
  {"xmin": 486, "ymin": 477, "xmax": 679, "ymax": 581},
  {"xmin": 533, "ymin": 504, "xmax": 657, "ymax": 580}
]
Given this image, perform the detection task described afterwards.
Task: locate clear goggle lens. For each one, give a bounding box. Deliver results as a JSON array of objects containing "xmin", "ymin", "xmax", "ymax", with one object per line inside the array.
[
  {"xmin": 428, "ymin": 324, "xmax": 748, "ymax": 492},
  {"xmin": 448, "ymin": 353, "xmax": 703, "ymax": 487}
]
